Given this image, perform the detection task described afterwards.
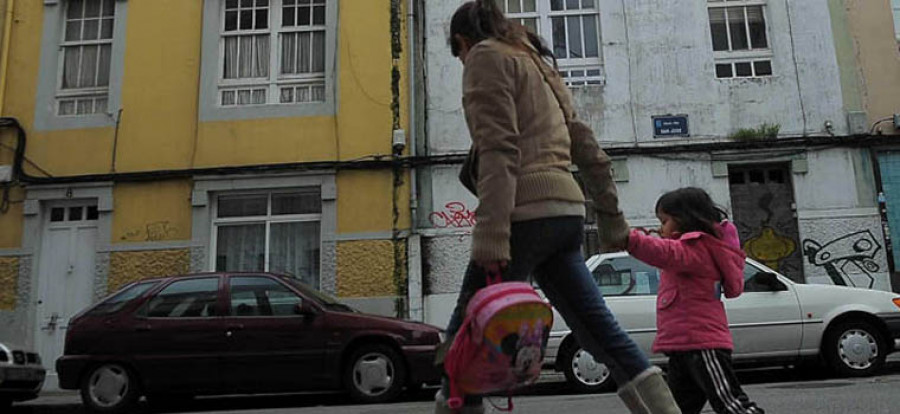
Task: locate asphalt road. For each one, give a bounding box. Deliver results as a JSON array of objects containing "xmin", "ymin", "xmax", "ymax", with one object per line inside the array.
[{"xmin": 12, "ymin": 356, "xmax": 900, "ymax": 414}]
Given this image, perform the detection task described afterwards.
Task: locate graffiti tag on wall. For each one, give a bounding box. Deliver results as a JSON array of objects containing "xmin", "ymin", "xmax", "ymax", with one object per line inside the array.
[
  {"xmin": 120, "ymin": 221, "xmax": 179, "ymax": 242},
  {"xmin": 429, "ymin": 202, "xmax": 476, "ymax": 228},
  {"xmin": 802, "ymin": 230, "xmax": 881, "ymax": 289}
]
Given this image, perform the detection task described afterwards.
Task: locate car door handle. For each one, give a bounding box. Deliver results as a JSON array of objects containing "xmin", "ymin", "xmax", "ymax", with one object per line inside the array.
[
  {"xmin": 227, "ymin": 324, "xmax": 244, "ymax": 330},
  {"xmin": 135, "ymin": 325, "xmax": 151, "ymax": 332}
]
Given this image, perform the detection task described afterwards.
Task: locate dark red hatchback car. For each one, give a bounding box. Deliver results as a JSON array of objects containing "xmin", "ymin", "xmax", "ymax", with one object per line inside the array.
[{"xmin": 57, "ymin": 273, "xmax": 442, "ymax": 413}]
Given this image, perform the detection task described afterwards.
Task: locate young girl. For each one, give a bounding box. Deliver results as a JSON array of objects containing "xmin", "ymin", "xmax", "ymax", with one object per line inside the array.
[{"xmin": 627, "ymin": 188, "xmax": 764, "ymax": 414}]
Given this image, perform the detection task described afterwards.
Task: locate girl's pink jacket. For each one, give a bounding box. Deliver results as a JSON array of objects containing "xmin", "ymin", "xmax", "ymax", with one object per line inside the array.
[{"xmin": 627, "ymin": 221, "xmax": 746, "ymax": 353}]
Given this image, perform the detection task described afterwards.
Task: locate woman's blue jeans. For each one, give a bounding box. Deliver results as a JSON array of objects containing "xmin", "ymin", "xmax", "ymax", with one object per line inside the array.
[{"xmin": 442, "ymin": 216, "xmax": 650, "ymax": 403}]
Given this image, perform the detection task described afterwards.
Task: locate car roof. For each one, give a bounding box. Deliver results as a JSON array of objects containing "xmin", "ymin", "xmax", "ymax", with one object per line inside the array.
[{"xmin": 129, "ymin": 272, "xmax": 295, "ymax": 283}]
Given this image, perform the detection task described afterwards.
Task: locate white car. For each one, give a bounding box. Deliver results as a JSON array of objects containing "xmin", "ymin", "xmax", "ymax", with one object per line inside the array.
[
  {"xmin": 0, "ymin": 342, "xmax": 46, "ymax": 409},
  {"xmin": 544, "ymin": 253, "xmax": 900, "ymax": 392}
]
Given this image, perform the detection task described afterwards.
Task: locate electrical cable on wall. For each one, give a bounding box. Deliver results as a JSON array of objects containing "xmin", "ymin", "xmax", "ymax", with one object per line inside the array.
[{"xmin": 0, "ymin": 115, "xmax": 893, "ymax": 188}]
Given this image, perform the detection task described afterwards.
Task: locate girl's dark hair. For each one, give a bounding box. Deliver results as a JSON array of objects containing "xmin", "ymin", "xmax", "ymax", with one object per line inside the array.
[
  {"xmin": 449, "ymin": 0, "xmax": 556, "ymax": 66},
  {"xmin": 655, "ymin": 187, "xmax": 728, "ymax": 237}
]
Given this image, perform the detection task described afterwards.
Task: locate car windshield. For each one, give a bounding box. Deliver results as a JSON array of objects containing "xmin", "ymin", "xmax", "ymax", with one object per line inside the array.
[
  {"xmin": 87, "ymin": 281, "xmax": 160, "ymax": 316},
  {"xmin": 279, "ymin": 276, "xmax": 355, "ymax": 312}
]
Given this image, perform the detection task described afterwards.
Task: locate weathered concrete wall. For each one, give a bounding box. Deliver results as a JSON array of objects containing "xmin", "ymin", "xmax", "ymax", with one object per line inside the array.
[
  {"xmin": 425, "ymin": 165, "xmax": 477, "ymax": 232},
  {"xmin": 424, "ymin": 0, "xmax": 847, "ymax": 156},
  {"xmin": 795, "ymin": 148, "xmax": 877, "ymax": 211},
  {"xmin": 108, "ymin": 249, "xmax": 190, "ymax": 292},
  {"xmin": 423, "ymin": 233, "xmax": 471, "ymax": 295},
  {"xmin": 615, "ymin": 156, "xmax": 731, "ymax": 224}
]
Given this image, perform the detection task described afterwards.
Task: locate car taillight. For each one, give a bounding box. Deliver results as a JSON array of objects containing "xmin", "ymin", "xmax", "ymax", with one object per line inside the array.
[{"xmin": 893, "ymin": 297, "xmax": 900, "ymax": 309}]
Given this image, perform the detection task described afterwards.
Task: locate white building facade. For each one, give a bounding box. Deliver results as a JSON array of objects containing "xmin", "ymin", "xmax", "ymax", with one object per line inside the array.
[{"xmin": 414, "ymin": 0, "xmax": 891, "ymax": 327}]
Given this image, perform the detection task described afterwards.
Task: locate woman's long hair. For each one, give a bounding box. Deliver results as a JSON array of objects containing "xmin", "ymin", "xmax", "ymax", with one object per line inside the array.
[
  {"xmin": 655, "ymin": 187, "xmax": 729, "ymax": 237},
  {"xmin": 449, "ymin": 0, "xmax": 556, "ymax": 67}
]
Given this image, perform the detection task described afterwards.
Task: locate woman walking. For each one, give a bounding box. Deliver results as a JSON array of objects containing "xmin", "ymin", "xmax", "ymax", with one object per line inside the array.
[{"xmin": 435, "ymin": 2, "xmax": 681, "ymax": 413}]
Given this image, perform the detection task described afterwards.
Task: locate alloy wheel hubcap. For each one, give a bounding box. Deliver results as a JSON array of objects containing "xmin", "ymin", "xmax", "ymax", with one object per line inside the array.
[
  {"xmin": 89, "ymin": 365, "xmax": 129, "ymax": 408},
  {"xmin": 572, "ymin": 348, "xmax": 610, "ymax": 386},
  {"xmin": 353, "ymin": 352, "xmax": 394, "ymax": 396}
]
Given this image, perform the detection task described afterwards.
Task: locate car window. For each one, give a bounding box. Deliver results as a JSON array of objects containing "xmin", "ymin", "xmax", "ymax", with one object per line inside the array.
[
  {"xmin": 229, "ymin": 277, "xmax": 302, "ymax": 317},
  {"xmin": 140, "ymin": 278, "xmax": 219, "ymax": 318},
  {"xmin": 88, "ymin": 280, "xmax": 159, "ymax": 316},
  {"xmin": 743, "ymin": 262, "xmax": 784, "ymax": 292},
  {"xmin": 595, "ymin": 257, "xmax": 661, "ymax": 296},
  {"xmin": 279, "ymin": 275, "xmax": 355, "ymax": 312}
]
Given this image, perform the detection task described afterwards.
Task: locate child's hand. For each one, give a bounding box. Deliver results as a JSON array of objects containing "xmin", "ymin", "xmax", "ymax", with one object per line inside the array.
[{"xmin": 635, "ymin": 227, "xmax": 660, "ymax": 236}]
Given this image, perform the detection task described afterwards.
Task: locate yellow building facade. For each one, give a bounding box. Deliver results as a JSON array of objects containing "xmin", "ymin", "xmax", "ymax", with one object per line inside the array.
[{"xmin": 0, "ymin": 0, "xmax": 414, "ymax": 358}]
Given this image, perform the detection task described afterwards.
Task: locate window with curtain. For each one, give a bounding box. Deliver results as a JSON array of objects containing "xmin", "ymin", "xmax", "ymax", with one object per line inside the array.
[
  {"xmin": 708, "ymin": 0, "xmax": 773, "ymax": 79},
  {"xmin": 212, "ymin": 189, "xmax": 322, "ymax": 288},
  {"xmin": 58, "ymin": 0, "xmax": 115, "ymax": 116},
  {"xmin": 219, "ymin": 0, "xmax": 327, "ymax": 107},
  {"xmin": 497, "ymin": 0, "xmax": 603, "ymax": 86}
]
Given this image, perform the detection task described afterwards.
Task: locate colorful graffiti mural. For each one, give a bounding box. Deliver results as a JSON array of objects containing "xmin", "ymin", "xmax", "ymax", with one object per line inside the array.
[
  {"xmin": 743, "ymin": 227, "xmax": 797, "ymax": 271},
  {"xmin": 802, "ymin": 230, "xmax": 882, "ymax": 289},
  {"xmin": 729, "ymin": 164, "xmax": 804, "ymax": 281}
]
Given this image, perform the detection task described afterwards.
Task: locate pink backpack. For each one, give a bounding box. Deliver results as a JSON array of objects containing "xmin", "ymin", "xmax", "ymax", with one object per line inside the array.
[{"xmin": 443, "ymin": 280, "xmax": 553, "ymax": 411}]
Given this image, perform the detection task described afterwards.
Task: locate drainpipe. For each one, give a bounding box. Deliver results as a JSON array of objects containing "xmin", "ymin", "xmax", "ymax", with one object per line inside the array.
[
  {"xmin": 0, "ymin": 0, "xmax": 15, "ymax": 116},
  {"xmin": 406, "ymin": 0, "xmax": 424, "ymax": 322}
]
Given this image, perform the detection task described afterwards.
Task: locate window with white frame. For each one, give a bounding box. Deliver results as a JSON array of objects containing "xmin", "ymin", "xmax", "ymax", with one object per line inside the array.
[
  {"xmin": 497, "ymin": 0, "xmax": 603, "ymax": 86},
  {"xmin": 707, "ymin": 0, "xmax": 772, "ymax": 79},
  {"xmin": 219, "ymin": 0, "xmax": 327, "ymax": 107},
  {"xmin": 57, "ymin": 0, "xmax": 116, "ymax": 116},
  {"xmin": 212, "ymin": 189, "xmax": 322, "ymax": 288}
]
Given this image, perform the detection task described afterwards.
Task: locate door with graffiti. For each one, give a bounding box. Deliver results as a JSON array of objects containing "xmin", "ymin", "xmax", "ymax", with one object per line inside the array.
[{"xmin": 729, "ymin": 164, "xmax": 804, "ymax": 282}]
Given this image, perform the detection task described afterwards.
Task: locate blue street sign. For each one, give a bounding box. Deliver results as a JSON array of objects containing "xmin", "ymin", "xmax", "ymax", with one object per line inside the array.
[{"xmin": 653, "ymin": 115, "xmax": 690, "ymax": 138}]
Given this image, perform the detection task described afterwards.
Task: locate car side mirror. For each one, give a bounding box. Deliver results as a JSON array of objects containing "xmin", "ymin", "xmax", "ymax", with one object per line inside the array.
[
  {"xmin": 756, "ymin": 272, "xmax": 788, "ymax": 292},
  {"xmin": 294, "ymin": 302, "xmax": 318, "ymax": 317}
]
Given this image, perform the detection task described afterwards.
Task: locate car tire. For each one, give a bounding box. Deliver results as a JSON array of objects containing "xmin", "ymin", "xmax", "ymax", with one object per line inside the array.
[
  {"xmin": 560, "ymin": 344, "xmax": 616, "ymax": 393},
  {"xmin": 344, "ymin": 343, "xmax": 407, "ymax": 404},
  {"xmin": 822, "ymin": 320, "xmax": 887, "ymax": 377},
  {"xmin": 80, "ymin": 363, "xmax": 142, "ymax": 413},
  {"xmin": 0, "ymin": 398, "xmax": 11, "ymax": 409}
]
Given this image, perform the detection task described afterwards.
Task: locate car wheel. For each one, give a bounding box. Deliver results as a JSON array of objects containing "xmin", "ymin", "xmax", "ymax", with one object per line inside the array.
[
  {"xmin": 822, "ymin": 320, "xmax": 887, "ymax": 377},
  {"xmin": 560, "ymin": 344, "xmax": 615, "ymax": 393},
  {"xmin": 344, "ymin": 343, "xmax": 407, "ymax": 403},
  {"xmin": 0, "ymin": 398, "xmax": 11, "ymax": 409},
  {"xmin": 80, "ymin": 363, "xmax": 141, "ymax": 413}
]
